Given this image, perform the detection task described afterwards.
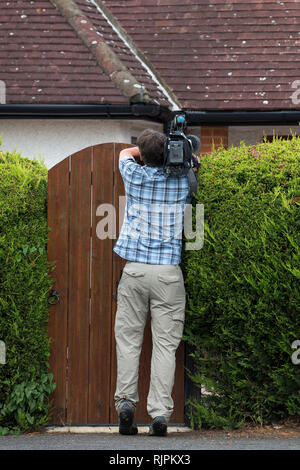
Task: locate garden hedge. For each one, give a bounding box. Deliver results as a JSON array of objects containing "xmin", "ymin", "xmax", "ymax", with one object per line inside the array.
[
  {"xmin": 0, "ymin": 143, "xmax": 55, "ymax": 435},
  {"xmin": 183, "ymin": 134, "xmax": 300, "ymax": 429}
]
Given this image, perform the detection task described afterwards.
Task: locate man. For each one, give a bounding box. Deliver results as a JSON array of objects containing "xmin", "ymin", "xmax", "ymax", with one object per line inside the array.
[{"xmin": 113, "ymin": 129, "xmax": 190, "ymax": 436}]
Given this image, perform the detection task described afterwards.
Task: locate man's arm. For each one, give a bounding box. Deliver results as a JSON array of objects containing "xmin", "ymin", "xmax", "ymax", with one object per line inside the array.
[{"xmin": 119, "ymin": 146, "xmax": 142, "ymax": 162}]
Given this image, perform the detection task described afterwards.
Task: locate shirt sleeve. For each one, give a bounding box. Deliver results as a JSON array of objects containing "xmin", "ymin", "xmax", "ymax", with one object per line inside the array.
[{"xmin": 119, "ymin": 156, "xmax": 138, "ymax": 180}]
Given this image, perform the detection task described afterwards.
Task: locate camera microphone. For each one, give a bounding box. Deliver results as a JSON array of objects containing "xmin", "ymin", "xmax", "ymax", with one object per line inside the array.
[{"xmin": 186, "ymin": 134, "xmax": 201, "ymax": 153}]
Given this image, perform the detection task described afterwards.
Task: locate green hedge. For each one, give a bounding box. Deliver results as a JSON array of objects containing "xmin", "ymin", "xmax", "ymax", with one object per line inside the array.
[
  {"xmin": 183, "ymin": 135, "xmax": 300, "ymax": 429},
  {"xmin": 0, "ymin": 144, "xmax": 55, "ymax": 435}
]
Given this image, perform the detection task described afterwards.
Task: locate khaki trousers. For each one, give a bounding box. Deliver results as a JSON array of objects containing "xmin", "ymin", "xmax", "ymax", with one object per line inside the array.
[{"xmin": 114, "ymin": 261, "xmax": 186, "ymax": 422}]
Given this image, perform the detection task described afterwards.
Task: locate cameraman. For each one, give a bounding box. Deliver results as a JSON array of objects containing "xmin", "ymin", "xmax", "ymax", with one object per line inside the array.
[{"xmin": 113, "ymin": 128, "xmax": 190, "ymax": 436}]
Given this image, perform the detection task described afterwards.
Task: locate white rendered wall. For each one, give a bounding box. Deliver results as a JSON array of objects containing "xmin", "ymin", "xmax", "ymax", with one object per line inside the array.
[
  {"xmin": 2, "ymin": 120, "xmax": 297, "ymax": 168},
  {"xmin": 229, "ymin": 125, "xmax": 300, "ymax": 147},
  {"xmin": 0, "ymin": 119, "xmax": 163, "ymax": 169}
]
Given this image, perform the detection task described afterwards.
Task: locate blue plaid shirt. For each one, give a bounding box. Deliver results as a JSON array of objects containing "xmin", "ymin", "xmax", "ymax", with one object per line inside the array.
[{"xmin": 113, "ymin": 156, "xmax": 189, "ymax": 265}]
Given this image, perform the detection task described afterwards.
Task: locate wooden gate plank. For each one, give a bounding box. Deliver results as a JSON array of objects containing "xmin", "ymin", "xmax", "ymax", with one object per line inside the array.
[
  {"xmin": 134, "ymin": 316, "xmax": 152, "ymax": 424},
  {"xmin": 66, "ymin": 147, "xmax": 92, "ymax": 424},
  {"xmin": 47, "ymin": 158, "xmax": 69, "ymax": 425},
  {"xmin": 88, "ymin": 144, "xmax": 114, "ymax": 423},
  {"xmin": 110, "ymin": 143, "xmax": 127, "ymax": 424},
  {"xmin": 172, "ymin": 343, "xmax": 185, "ymax": 423}
]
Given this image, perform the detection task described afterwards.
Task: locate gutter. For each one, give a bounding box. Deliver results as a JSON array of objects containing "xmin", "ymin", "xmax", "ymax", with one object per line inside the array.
[
  {"xmin": 184, "ymin": 110, "xmax": 300, "ymax": 126},
  {"xmin": 0, "ymin": 105, "xmax": 299, "ymax": 128},
  {"xmin": 0, "ymin": 104, "xmax": 172, "ymax": 122}
]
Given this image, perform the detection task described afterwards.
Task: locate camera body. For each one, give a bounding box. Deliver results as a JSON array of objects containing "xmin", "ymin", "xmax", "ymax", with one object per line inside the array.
[{"xmin": 163, "ymin": 114, "xmax": 200, "ymax": 176}]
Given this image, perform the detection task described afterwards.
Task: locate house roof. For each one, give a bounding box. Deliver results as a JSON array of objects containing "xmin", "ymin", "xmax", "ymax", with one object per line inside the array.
[
  {"xmin": 0, "ymin": 0, "xmax": 173, "ymax": 107},
  {"xmin": 103, "ymin": 0, "xmax": 300, "ymax": 110},
  {"xmin": 1, "ymin": 0, "xmax": 299, "ymax": 111}
]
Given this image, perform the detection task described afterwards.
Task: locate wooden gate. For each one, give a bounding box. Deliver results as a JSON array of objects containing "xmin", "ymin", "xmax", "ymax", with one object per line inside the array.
[{"xmin": 47, "ymin": 143, "xmax": 185, "ymax": 425}]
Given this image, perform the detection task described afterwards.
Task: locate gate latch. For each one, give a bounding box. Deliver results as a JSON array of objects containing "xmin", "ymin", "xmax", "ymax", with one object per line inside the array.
[{"xmin": 48, "ymin": 289, "xmax": 60, "ymax": 305}]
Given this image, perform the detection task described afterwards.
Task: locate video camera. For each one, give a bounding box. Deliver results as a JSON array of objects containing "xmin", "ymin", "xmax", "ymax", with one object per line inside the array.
[{"xmin": 163, "ymin": 114, "xmax": 200, "ymax": 176}]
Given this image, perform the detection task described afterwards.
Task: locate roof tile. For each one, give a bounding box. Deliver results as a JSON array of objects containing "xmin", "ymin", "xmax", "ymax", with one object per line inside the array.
[
  {"xmin": 1, "ymin": 0, "xmax": 299, "ymax": 110},
  {"xmin": 0, "ymin": 0, "xmax": 128, "ymax": 104},
  {"xmin": 103, "ymin": 0, "xmax": 300, "ymax": 109},
  {"xmin": 0, "ymin": 0, "xmax": 172, "ymax": 106}
]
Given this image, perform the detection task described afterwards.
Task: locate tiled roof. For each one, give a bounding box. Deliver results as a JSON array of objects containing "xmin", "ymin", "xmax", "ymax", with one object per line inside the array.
[
  {"xmin": 74, "ymin": 0, "xmax": 175, "ymax": 107},
  {"xmin": 102, "ymin": 0, "xmax": 300, "ymax": 110},
  {"xmin": 0, "ymin": 0, "xmax": 125, "ymax": 104},
  {"xmin": 0, "ymin": 0, "xmax": 171, "ymax": 106},
  {"xmin": 1, "ymin": 0, "xmax": 299, "ymax": 110}
]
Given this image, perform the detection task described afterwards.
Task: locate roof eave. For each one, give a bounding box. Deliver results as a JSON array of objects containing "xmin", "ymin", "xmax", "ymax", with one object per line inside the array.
[
  {"xmin": 1, "ymin": 105, "xmax": 300, "ymax": 128},
  {"xmin": 0, "ymin": 103, "xmax": 172, "ymax": 122},
  {"xmin": 184, "ymin": 109, "xmax": 300, "ymax": 126}
]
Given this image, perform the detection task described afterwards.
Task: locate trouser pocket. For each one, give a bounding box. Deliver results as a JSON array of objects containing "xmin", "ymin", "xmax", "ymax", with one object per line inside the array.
[
  {"xmin": 121, "ymin": 262, "xmax": 146, "ymax": 279},
  {"xmin": 157, "ymin": 270, "xmax": 186, "ymax": 322}
]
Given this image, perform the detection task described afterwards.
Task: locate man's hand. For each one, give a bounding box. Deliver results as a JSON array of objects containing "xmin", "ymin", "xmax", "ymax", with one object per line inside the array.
[
  {"xmin": 119, "ymin": 146, "xmax": 142, "ymax": 162},
  {"xmin": 192, "ymin": 154, "xmax": 200, "ymax": 173}
]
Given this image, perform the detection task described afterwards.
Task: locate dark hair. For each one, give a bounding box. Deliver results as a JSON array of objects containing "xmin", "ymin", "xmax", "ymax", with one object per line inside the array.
[{"xmin": 137, "ymin": 129, "xmax": 166, "ymax": 167}]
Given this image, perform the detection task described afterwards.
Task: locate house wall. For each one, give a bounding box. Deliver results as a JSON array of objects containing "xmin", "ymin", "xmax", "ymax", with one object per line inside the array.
[
  {"xmin": 0, "ymin": 119, "xmax": 163, "ymax": 169},
  {"xmin": 1, "ymin": 120, "xmax": 298, "ymax": 168},
  {"xmin": 201, "ymin": 126, "xmax": 228, "ymax": 153},
  {"xmin": 229, "ymin": 125, "xmax": 300, "ymax": 147},
  {"xmin": 187, "ymin": 126, "xmax": 228, "ymax": 155},
  {"xmin": 189, "ymin": 124, "xmax": 300, "ymax": 155}
]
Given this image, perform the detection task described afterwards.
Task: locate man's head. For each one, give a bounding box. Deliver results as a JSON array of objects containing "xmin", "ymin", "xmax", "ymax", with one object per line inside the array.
[{"xmin": 137, "ymin": 129, "xmax": 166, "ymax": 167}]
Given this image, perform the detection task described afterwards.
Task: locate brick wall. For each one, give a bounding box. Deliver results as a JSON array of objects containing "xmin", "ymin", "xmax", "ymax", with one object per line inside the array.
[{"xmin": 200, "ymin": 126, "xmax": 228, "ymax": 154}]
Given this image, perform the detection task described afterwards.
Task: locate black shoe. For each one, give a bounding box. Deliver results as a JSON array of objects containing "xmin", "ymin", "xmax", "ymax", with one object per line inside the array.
[
  {"xmin": 119, "ymin": 402, "xmax": 138, "ymax": 435},
  {"xmin": 148, "ymin": 416, "xmax": 168, "ymax": 436}
]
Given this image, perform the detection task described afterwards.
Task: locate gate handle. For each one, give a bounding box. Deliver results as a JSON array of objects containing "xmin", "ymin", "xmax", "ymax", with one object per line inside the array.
[{"xmin": 48, "ymin": 289, "xmax": 60, "ymax": 305}]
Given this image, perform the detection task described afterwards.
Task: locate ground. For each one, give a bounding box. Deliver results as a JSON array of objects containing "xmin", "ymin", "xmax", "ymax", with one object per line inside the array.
[{"xmin": 0, "ymin": 422, "xmax": 299, "ymax": 450}]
